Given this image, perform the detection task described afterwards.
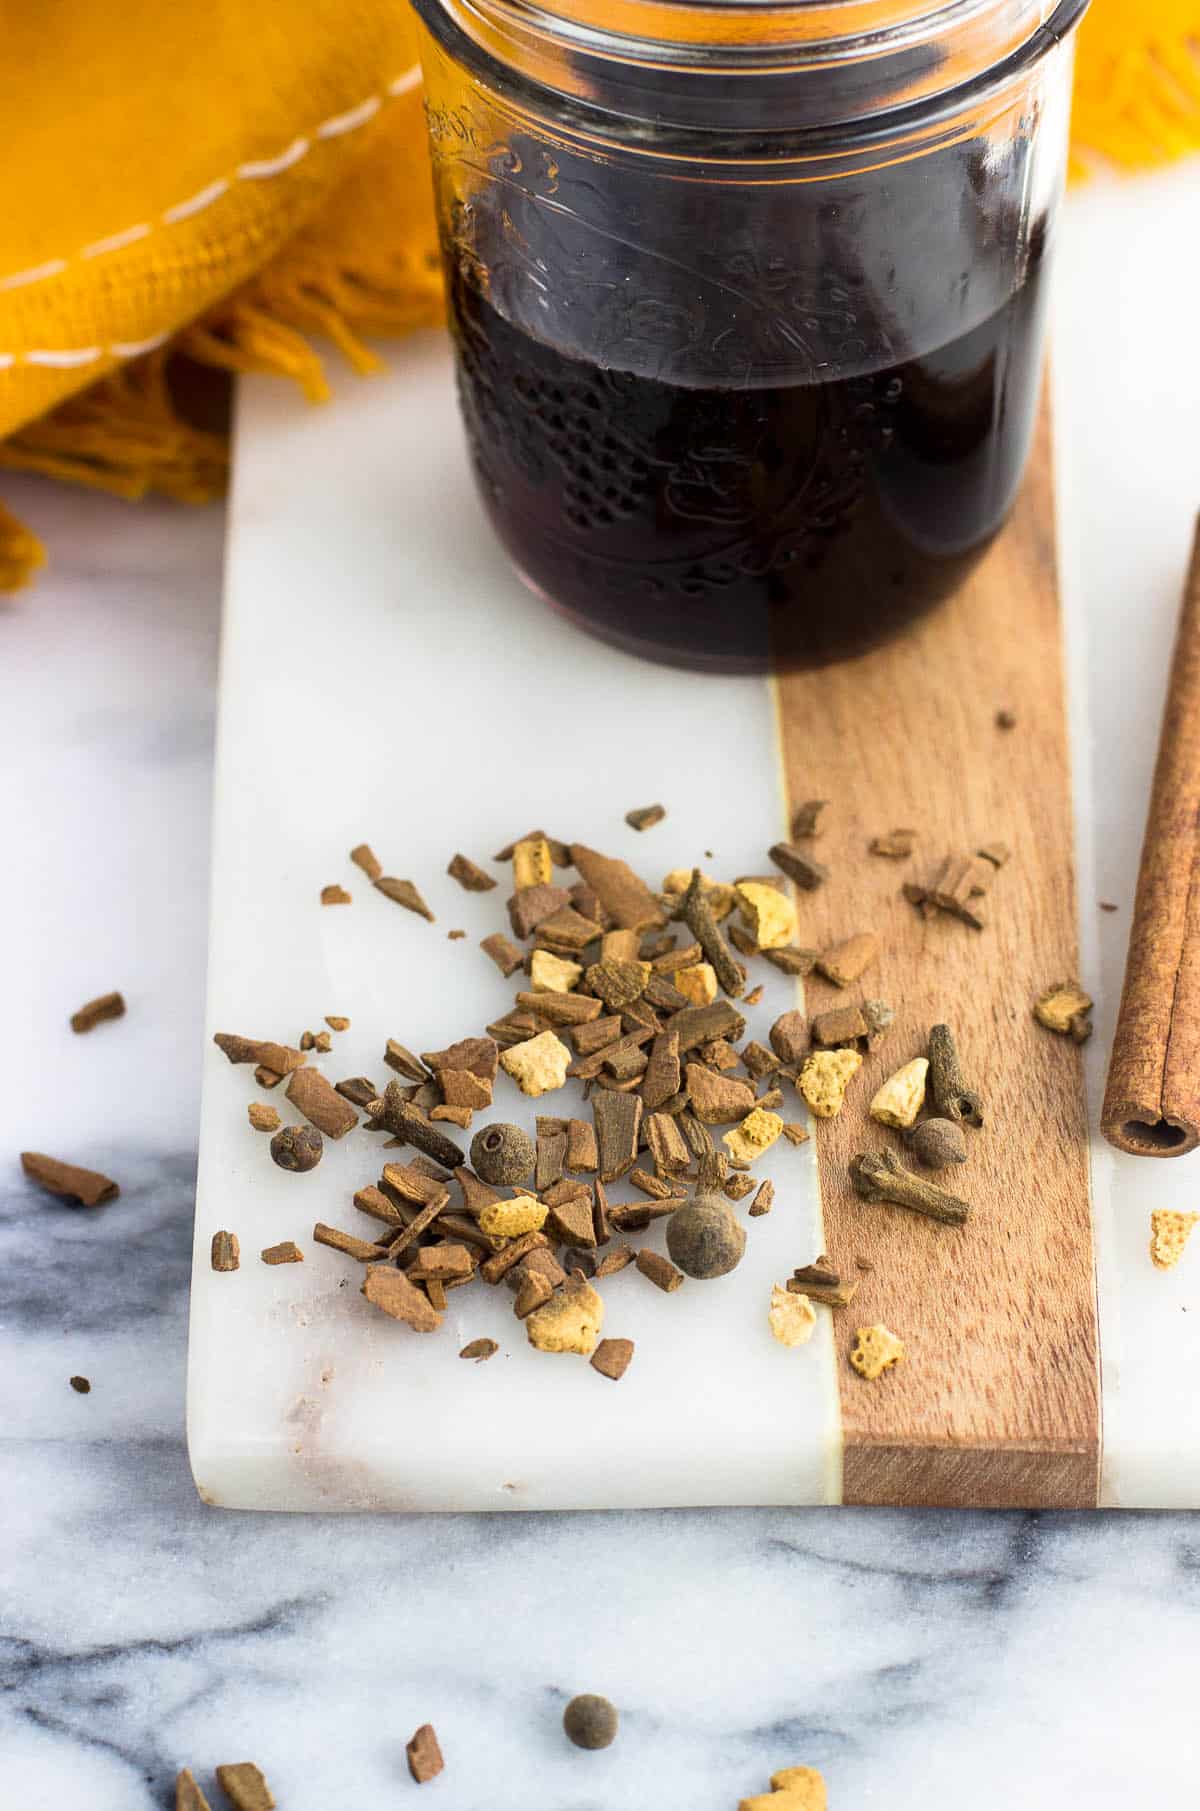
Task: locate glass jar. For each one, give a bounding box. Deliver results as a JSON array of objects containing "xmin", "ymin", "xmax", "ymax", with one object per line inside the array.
[{"xmin": 412, "ymin": 0, "xmax": 1088, "ymax": 670}]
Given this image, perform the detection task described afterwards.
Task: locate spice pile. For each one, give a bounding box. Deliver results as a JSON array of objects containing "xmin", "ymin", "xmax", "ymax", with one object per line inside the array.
[{"xmin": 210, "ymin": 819, "xmax": 1096, "ymax": 1381}]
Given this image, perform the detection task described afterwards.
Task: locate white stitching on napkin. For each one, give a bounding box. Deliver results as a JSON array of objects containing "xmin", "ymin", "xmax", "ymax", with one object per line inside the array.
[{"xmin": 0, "ymin": 65, "xmax": 423, "ymax": 315}]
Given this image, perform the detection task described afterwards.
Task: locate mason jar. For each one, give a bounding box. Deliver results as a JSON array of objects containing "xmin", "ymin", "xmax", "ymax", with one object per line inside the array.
[{"xmin": 411, "ymin": 0, "xmax": 1088, "ymax": 670}]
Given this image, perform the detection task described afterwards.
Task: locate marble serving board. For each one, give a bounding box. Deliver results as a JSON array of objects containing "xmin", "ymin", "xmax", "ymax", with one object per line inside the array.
[{"xmin": 190, "ymin": 277, "xmax": 1200, "ymax": 1511}]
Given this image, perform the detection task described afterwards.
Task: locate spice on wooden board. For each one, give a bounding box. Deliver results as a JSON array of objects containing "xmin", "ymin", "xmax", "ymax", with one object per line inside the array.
[
  {"xmin": 816, "ymin": 932, "xmax": 879, "ymax": 988},
  {"xmin": 374, "ymin": 876, "xmax": 434, "ymax": 920},
  {"xmin": 927, "ymin": 1022, "xmax": 984, "ymax": 1128},
  {"xmin": 320, "ymin": 884, "xmax": 351, "ymax": 905},
  {"xmin": 406, "ymin": 1724, "xmax": 445, "ymax": 1784},
  {"xmin": 362, "ymin": 1265, "xmax": 443, "ymax": 1331},
  {"xmin": 480, "ymin": 931, "xmax": 525, "ymax": 976},
  {"xmin": 906, "ymin": 1117, "xmax": 968, "ymax": 1169},
  {"xmin": 211, "ymin": 1230, "xmax": 240, "ymax": 1272},
  {"xmin": 926, "ymin": 854, "xmax": 989, "ymax": 930},
  {"xmin": 869, "ymin": 828, "xmax": 916, "ymax": 859},
  {"xmin": 460, "ymin": 1337, "xmax": 499, "ymax": 1361},
  {"xmin": 790, "ymin": 799, "xmax": 827, "ymax": 839},
  {"xmin": 1034, "ymin": 981, "xmax": 1094, "ymax": 1044},
  {"xmin": 683, "ymin": 867, "xmax": 745, "ymax": 998},
  {"xmin": 594, "ymin": 1088, "xmax": 642, "ymax": 1181},
  {"xmin": 261, "ymin": 1241, "xmax": 303, "ymax": 1265},
  {"xmin": 761, "ymin": 945, "xmax": 819, "ymax": 977},
  {"xmin": 869, "ymin": 1058, "xmax": 929, "ymax": 1130},
  {"xmin": 768, "ymin": 840, "xmax": 829, "ymax": 890},
  {"xmin": 798, "ymin": 1048, "xmax": 861, "ymax": 1118},
  {"xmin": 790, "ymin": 1258, "xmax": 858, "ymax": 1308},
  {"xmin": 214, "ymin": 1763, "xmax": 276, "ymax": 1811},
  {"xmin": 571, "ymin": 843, "xmax": 666, "ymax": 930},
  {"xmin": 284, "ymin": 1067, "xmax": 357, "ymax": 1139},
  {"xmin": 213, "ymin": 1033, "xmax": 307, "ymax": 1075},
  {"xmin": 850, "ymin": 1323, "xmax": 905, "ymax": 1380},
  {"xmin": 19, "ymin": 1148, "xmax": 119, "ymax": 1213},
  {"xmin": 850, "ymin": 1149, "xmax": 970, "ymax": 1225},
  {"xmin": 810, "ymin": 1005, "xmax": 868, "ymax": 1049},
  {"xmin": 625, "ymin": 803, "xmax": 666, "ymax": 832},
  {"xmin": 70, "ymin": 990, "xmax": 126, "ymax": 1034},
  {"xmin": 995, "ymin": 708, "xmax": 1017, "ymax": 730}
]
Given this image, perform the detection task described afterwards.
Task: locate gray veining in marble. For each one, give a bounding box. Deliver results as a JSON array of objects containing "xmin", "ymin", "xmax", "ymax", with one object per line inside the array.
[{"xmin": 5, "ymin": 160, "xmax": 1200, "ymax": 1807}]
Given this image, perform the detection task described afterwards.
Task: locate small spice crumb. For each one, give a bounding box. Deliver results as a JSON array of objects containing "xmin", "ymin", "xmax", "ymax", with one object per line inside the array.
[
  {"xmin": 349, "ymin": 842, "xmax": 383, "ymax": 881},
  {"xmin": 448, "ymin": 928, "xmax": 466, "ymax": 940},
  {"xmin": 1099, "ymin": 901, "xmax": 1119, "ymax": 913},
  {"xmin": 781, "ymin": 1122, "xmax": 811, "ymax": 1146},
  {"xmin": 724, "ymin": 1107, "xmax": 784, "ymax": 1165},
  {"xmin": 799, "ymin": 1049, "xmax": 862, "ymax": 1119},
  {"xmin": 406, "ymin": 1725, "xmax": 445, "ymax": 1785},
  {"xmin": 247, "ymin": 1103, "xmax": 280, "ymax": 1133},
  {"xmin": 635, "ymin": 1247, "xmax": 685, "ymax": 1292},
  {"xmin": 869, "ymin": 829, "xmax": 916, "ymax": 859},
  {"xmin": 749, "ymin": 1179, "xmax": 774, "ymax": 1217},
  {"xmin": 769, "ymin": 1284, "xmax": 817, "ymax": 1348},
  {"xmin": 526, "ymin": 1274, "xmax": 605, "ymax": 1354},
  {"xmin": 850, "ymin": 1323, "xmax": 905, "ymax": 1379},
  {"xmin": 261, "ymin": 1240, "xmax": 303, "ymax": 1265},
  {"xmin": 460, "ymin": 1338, "xmax": 499, "ymax": 1363},
  {"xmin": 563, "ymin": 1693, "xmax": 619, "ymax": 1749},
  {"xmin": 995, "ymin": 708, "xmax": 1017, "ymax": 730},
  {"xmin": 625, "ymin": 803, "xmax": 666, "ymax": 832},
  {"xmin": 374, "ymin": 875, "xmax": 434, "ymax": 921},
  {"xmin": 320, "ymin": 884, "xmax": 351, "ymax": 905},
  {"xmin": 1034, "ymin": 980, "xmax": 1094, "ymax": 1044},
  {"xmin": 869, "ymin": 1057, "xmax": 930, "ymax": 1130},
  {"xmin": 500, "ymin": 1029, "xmax": 572, "ymax": 1097},
  {"xmin": 325, "ymin": 1015, "xmax": 350, "ymax": 1031},
  {"xmin": 739, "ymin": 1765, "xmax": 828, "ymax": 1811},
  {"xmin": 69, "ymin": 1375, "xmax": 91, "ymax": 1394},
  {"xmin": 447, "ymin": 851, "xmax": 497, "ymax": 892},
  {"xmin": 744, "ymin": 984, "xmax": 764, "ymax": 1007},
  {"xmin": 481, "ymin": 931, "xmax": 525, "ymax": 977},
  {"xmin": 20, "ymin": 1151, "xmax": 120, "ymax": 1207},
  {"xmin": 591, "ymin": 1337, "xmax": 634, "ymax": 1381},
  {"xmin": 816, "ymin": 932, "xmax": 879, "ymax": 988},
  {"xmin": 790, "ymin": 799, "xmax": 827, "ymax": 839},
  {"xmin": 211, "ymin": 1230, "xmax": 240, "ymax": 1272},
  {"xmin": 214, "ymin": 1763, "xmax": 276, "ymax": 1811},
  {"xmin": 1150, "ymin": 1209, "xmax": 1199, "ymax": 1271},
  {"xmin": 69, "ymin": 990, "xmax": 126, "ymax": 1034}
]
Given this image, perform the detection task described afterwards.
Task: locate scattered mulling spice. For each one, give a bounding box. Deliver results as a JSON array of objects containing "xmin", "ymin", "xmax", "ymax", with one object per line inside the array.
[
  {"xmin": 768, "ymin": 840, "xmax": 829, "ymax": 891},
  {"xmin": 374, "ymin": 876, "xmax": 434, "ymax": 921},
  {"xmin": 571, "ymin": 843, "xmax": 665, "ymax": 931},
  {"xmin": 790, "ymin": 1257, "xmax": 858, "ymax": 1308},
  {"xmin": 850, "ymin": 1323, "xmax": 905, "ymax": 1380},
  {"xmin": 247, "ymin": 1103, "xmax": 280, "ymax": 1133},
  {"xmin": 70, "ymin": 990, "xmax": 126, "ymax": 1034},
  {"xmin": 625, "ymin": 803, "xmax": 666, "ymax": 832},
  {"xmin": 269, "ymin": 1123, "xmax": 323, "ymax": 1173},
  {"xmin": 70, "ymin": 1375, "xmax": 91, "ymax": 1394},
  {"xmin": 213, "ymin": 1033, "xmax": 307, "ymax": 1075},
  {"xmin": 761, "ymin": 944, "xmax": 819, "ymax": 976},
  {"xmin": 927, "ymin": 1022, "xmax": 984, "ymax": 1127},
  {"xmin": 768, "ymin": 1009, "xmax": 808, "ymax": 1067},
  {"xmin": 363, "ymin": 1265, "xmax": 443, "ymax": 1331},
  {"xmin": 384, "ymin": 1040, "xmax": 428, "ymax": 1081},
  {"xmin": 326, "ymin": 1015, "xmax": 350, "ymax": 1031},
  {"xmin": 460, "ymin": 1337, "xmax": 499, "ymax": 1361},
  {"xmin": 481, "ymin": 930, "xmax": 525, "ymax": 977},
  {"xmin": 724, "ymin": 1172, "xmax": 755, "ymax": 1202},
  {"xmin": 816, "ymin": 932, "xmax": 879, "ymax": 988},
  {"xmin": 684, "ymin": 867, "xmax": 745, "ymax": 999},
  {"xmin": 636, "ymin": 1247, "xmax": 685, "ymax": 1292},
  {"xmin": 906, "ymin": 1117, "xmax": 968, "ymax": 1169},
  {"xmin": 869, "ymin": 1058, "xmax": 929, "ymax": 1130},
  {"xmin": 470, "ymin": 1121, "xmax": 536, "ymax": 1185},
  {"xmin": 1033, "ymin": 980, "xmax": 1094, "ymax": 1044},
  {"xmin": 781, "ymin": 1122, "xmax": 810, "ymax": 1146},
  {"xmin": 666, "ymin": 1194, "xmax": 745, "ymax": 1278},
  {"xmin": 995, "ymin": 707, "xmax": 1017, "ymax": 730},
  {"xmin": 175, "ymin": 1768, "xmax": 211, "ymax": 1810},
  {"xmin": 768, "ymin": 1284, "xmax": 816, "ymax": 1347},
  {"xmin": 20, "ymin": 1151, "xmax": 120, "ymax": 1206},
  {"xmin": 1150, "ymin": 1209, "xmax": 1199, "ymax": 1271},
  {"xmin": 406, "ymin": 1725, "xmax": 445, "ymax": 1785},
  {"xmin": 350, "ymin": 842, "xmax": 383, "ymax": 881},
  {"xmin": 749, "ymin": 1178, "xmax": 774, "ymax": 1217},
  {"xmin": 810, "ymin": 1005, "xmax": 868, "ymax": 1049},
  {"xmin": 261, "ymin": 1241, "xmax": 303, "ymax": 1265},
  {"xmin": 320, "ymin": 884, "xmax": 352, "ymax": 905},
  {"xmin": 447, "ymin": 851, "xmax": 497, "ymax": 892},
  {"xmin": 214, "ymin": 1763, "xmax": 276, "ymax": 1811},
  {"xmin": 211, "ymin": 1230, "xmax": 240, "ymax": 1272},
  {"xmin": 790, "ymin": 799, "xmax": 827, "ymax": 839},
  {"xmin": 869, "ymin": 829, "xmax": 916, "ymax": 859},
  {"xmin": 314, "ymin": 1221, "xmax": 380, "ymax": 1260},
  {"xmin": 563, "ymin": 1694, "xmax": 620, "ymax": 1749},
  {"xmin": 740, "ymin": 1766, "xmax": 827, "ymax": 1811},
  {"xmin": 850, "ymin": 1149, "xmax": 970, "ymax": 1224},
  {"xmin": 593, "ymin": 1088, "xmax": 642, "ymax": 1182},
  {"xmin": 590, "ymin": 1337, "xmax": 634, "ymax": 1381}
]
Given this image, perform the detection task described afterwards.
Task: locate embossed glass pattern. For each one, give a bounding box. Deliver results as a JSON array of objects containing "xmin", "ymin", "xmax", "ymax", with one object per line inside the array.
[{"xmin": 413, "ymin": 0, "xmax": 1088, "ymax": 668}]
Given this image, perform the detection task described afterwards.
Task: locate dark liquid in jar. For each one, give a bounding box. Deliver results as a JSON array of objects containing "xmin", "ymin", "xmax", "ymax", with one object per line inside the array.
[{"xmin": 448, "ymin": 248, "xmax": 1048, "ymax": 670}]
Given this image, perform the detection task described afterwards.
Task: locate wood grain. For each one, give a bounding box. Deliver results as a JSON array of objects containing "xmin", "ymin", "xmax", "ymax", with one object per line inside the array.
[{"xmin": 774, "ymin": 401, "xmax": 1100, "ymax": 1509}]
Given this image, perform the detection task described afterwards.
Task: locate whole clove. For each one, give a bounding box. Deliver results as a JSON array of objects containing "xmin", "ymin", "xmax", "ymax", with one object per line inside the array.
[
  {"xmin": 927, "ymin": 1022, "xmax": 984, "ymax": 1128},
  {"xmin": 850, "ymin": 1149, "xmax": 970, "ymax": 1225}
]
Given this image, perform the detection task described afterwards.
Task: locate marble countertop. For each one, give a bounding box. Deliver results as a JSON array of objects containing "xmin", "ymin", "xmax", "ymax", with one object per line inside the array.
[{"xmin": 4, "ymin": 163, "xmax": 1200, "ymax": 1809}]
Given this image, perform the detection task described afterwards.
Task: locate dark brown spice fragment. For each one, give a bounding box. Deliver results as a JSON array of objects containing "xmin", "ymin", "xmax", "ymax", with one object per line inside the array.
[
  {"xmin": 213, "ymin": 1033, "xmax": 306, "ymax": 1075},
  {"xmin": 70, "ymin": 990, "xmax": 126, "ymax": 1034},
  {"xmin": 768, "ymin": 1010, "xmax": 808, "ymax": 1067},
  {"xmin": 480, "ymin": 931, "xmax": 525, "ymax": 977},
  {"xmin": 571, "ymin": 843, "xmax": 666, "ymax": 930},
  {"xmin": 724, "ymin": 1172, "xmax": 755, "ymax": 1201},
  {"xmin": 791, "ymin": 799, "xmax": 827, "ymax": 838},
  {"xmin": 636, "ymin": 1248, "xmax": 685, "ymax": 1292},
  {"xmin": 214, "ymin": 1763, "xmax": 276, "ymax": 1811},
  {"xmin": 782, "ymin": 1122, "xmax": 811, "ymax": 1146},
  {"xmin": 375, "ymin": 876, "xmax": 434, "ymax": 921},
  {"xmin": 384, "ymin": 1040, "xmax": 428, "ymax": 1081},
  {"xmin": 978, "ymin": 841, "xmax": 1011, "ymax": 868},
  {"xmin": 350, "ymin": 842, "xmax": 382, "ymax": 881},
  {"xmin": 572, "ymin": 1014, "xmax": 624, "ymax": 1056},
  {"xmin": 422, "ymin": 1036, "xmax": 499, "ymax": 1081},
  {"xmin": 69, "ymin": 1375, "xmax": 91, "ymax": 1393},
  {"xmin": 320, "ymin": 884, "xmax": 352, "ymax": 905},
  {"xmin": 644, "ymin": 1110, "xmax": 691, "ymax": 1175},
  {"xmin": 447, "ymin": 851, "xmax": 497, "ymax": 891},
  {"xmin": 791, "ymin": 1258, "xmax": 859, "ymax": 1306},
  {"xmin": 211, "ymin": 1230, "xmax": 240, "ymax": 1272},
  {"xmin": 261, "ymin": 1240, "xmax": 303, "ymax": 1265},
  {"xmin": 353, "ymin": 1184, "xmax": 404, "ymax": 1226},
  {"xmin": 460, "ymin": 1337, "xmax": 499, "ymax": 1361},
  {"xmin": 995, "ymin": 707, "xmax": 1017, "ymax": 730},
  {"xmin": 543, "ymin": 1185, "xmax": 597, "ymax": 1249},
  {"xmin": 699, "ymin": 1037, "xmax": 739, "ymax": 1071},
  {"xmin": 508, "ymin": 884, "xmax": 572, "ymax": 939},
  {"xmin": 761, "ymin": 944, "xmax": 819, "ymax": 977},
  {"xmin": 926, "ymin": 855, "xmax": 989, "ymax": 930},
  {"xmin": 534, "ymin": 905, "xmax": 604, "ymax": 951},
  {"xmin": 254, "ymin": 1064, "xmax": 282, "ymax": 1089},
  {"xmin": 285, "ymin": 1066, "xmax": 358, "ymax": 1139},
  {"xmin": 480, "ymin": 1229, "xmax": 551, "ymax": 1284},
  {"xmin": 591, "ymin": 1337, "xmax": 634, "ymax": 1381},
  {"xmin": 927, "ymin": 1022, "xmax": 984, "ymax": 1128},
  {"xmin": 869, "ymin": 828, "xmax": 917, "ymax": 859},
  {"xmin": 629, "ymin": 1165, "xmax": 677, "ymax": 1200},
  {"xmin": 20, "ymin": 1151, "xmax": 119, "ymax": 1206},
  {"xmin": 377, "ymin": 1084, "xmax": 466, "ymax": 1167},
  {"xmin": 313, "ymin": 1222, "xmax": 379, "ymax": 1260},
  {"xmin": 769, "ymin": 841, "xmax": 829, "ymax": 890},
  {"xmin": 536, "ymin": 1117, "xmax": 569, "ymax": 1189},
  {"xmin": 625, "ymin": 802, "xmax": 666, "ymax": 832},
  {"xmin": 670, "ymin": 999, "xmax": 747, "ymax": 1053},
  {"xmin": 514, "ymin": 988, "xmax": 603, "ymax": 1026},
  {"xmin": 684, "ymin": 867, "xmax": 745, "ymax": 998},
  {"xmin": 593, "ymin": 1089, "xmax": 643, "ymax": 1182},
  {"xmin": 594, "ymin": 1242, "xmax": 633, "ymax": 1277},
  {"xmin": 381, "ymin": 1160, "xmax": 450, "ymax": 1205},
  {"xmin": 381, "ymin": 1191, "xmax": 452, "ymax": 1254},
  {"xmin": 513, "ymin": 1270, "xmax": 554, "ymax": 1317},
  {"xmin": 811, "ymin": 1005, "xmax": 869, "ymax": 1049},
  {"xmin": 408, "ymin": 1242, "xmax": 475, "ymax": 1281},
  {"xmin": 817, "ymin": 933, "xmax": 880, "ymax": 988}
]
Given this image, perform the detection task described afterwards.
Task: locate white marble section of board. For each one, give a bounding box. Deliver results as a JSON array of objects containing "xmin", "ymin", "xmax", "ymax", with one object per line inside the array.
[
  {"xmin": 189, "ymin": 337, "xmax": 841, "ymax": 1512},
  {"xmin": 1053, "ymin": 164, "xmax": 1200, "ymax": 1508}
]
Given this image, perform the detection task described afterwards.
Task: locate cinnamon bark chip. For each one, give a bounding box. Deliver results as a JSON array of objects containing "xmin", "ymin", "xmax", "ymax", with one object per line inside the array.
[
  {"xmin": 568, "ymin": 1026, "xmax": 655, "ymax": 1081},
  {"xmin": 513, "ymin": 1269, "xmax": 555, "ymax": 1317},
  {"xmin": 381, "ymin": 1191, "xmax": 452, "ymax": 1255},
  {"xmin": 261, "ymin": 1240, "xmax": 303, "ymax": 1265},
  {"xmin": 481, "ymin": 931, "xmax": 525, "ymax": 977},
  {"xmin": 740, "ymin": 1040, "xmax": 778, "ymax": 1080},
  {"xmin": 629, "ymin": 1166, "xmax": 678, "ymax": 1200},
  {"xmin": 537, "ymin": 1116, "xmax": 569, "ymax": 1189},
  {"xmin": 593, "ymin": 1089, "xmax": 642, "ymax": 1182},
  {"xmin": 353, "ymin": 1184, "xmax": 405, "ymax": 1227},
  {"xmin": 408, "ymin": 1242, "xmax": 475, "ymax": 1281},
  {"xmin": 384, "ymin": 1040, "xmax": 428, "ymax": 1081},
  {"xmin": 381, "ymin": 1159, "xmax": 450, "ymax": 1205},
  {"xmin": 571, "ymin": 843, "xmax": 666, "ymax": 931},
  {"xmin": 534, "ymin": 905, "xmax": 605, "ymax": 951},
  {"xmin": 448, "ymin": 851, "xmax": 497, "ymax": 892},
  {"xmin": 176, "ymin": 1767, "xmax": 212, "ymax": 1810},
  {"xmin": 790, "ymin": 1259, "xmax": 859, "ymax": 1307},
  {"xmin": 684, "ymin": 867, "xmax": 745, "ymax": 998},
  {"xmin": 480, "ymin": 1229, "xmax": 551, "ymax": 1284},
  {"xmin": 782, "ymin": 1122, "xmax": 811, "ymax": 1146},
  {"xmin": 211, "ymin": 1230, "xmax": 240, "ymax": 1272},
  {"xmin": 375, "ymin": 875, "xmax": 435, "ymax": 921},
  {"xmin": 350, "ymin": 842, "xmax": 383, "ymax": 881},
  {"xmin": 285, "ymin": 1066, "xmax": 358, "ymax": 1138},
  {"xmin": 670, "ymin": 999, "xmax": 747, "ymax": 1053},
  {"xmin": 254, "ymin": 1064, "xmax": 283, "ymax": 1089},
  {"xmin": 320, "ymin": 884, "xmax": 351, "ymax": 905},
  {"xmin": 508, "ymin": 883, "xmax": 572, "ymax": 939},
  {"xmin": 869, "ymin": 828, "xmax": 917, "ymax": 859},
  {"xmin": 70, "ymin": 990, "xmax": 126, "ymax": 1034},
  {"xmin": 641, "ymin": 1029, "xmax": 682, "ymax": 1111},
  {"xmin": 591, "ymin": 1337, "xmax": 635, "ymax": 1380},
  {"xmin": 686, "ymin": 1063, "xmax": 756, "ymax": 1124},
  {"xmin": 214, "ymin": 1764, "xmax": 276, "ymax": 1811},
  {"xmin": 566, "ymin": 1116, "xmax": 599, "ymax": 1172},
  {"xmin": 213, "ymin": 1033, "xmax": 307, "ymax": 1075},
  {"xmin": 625, "ymin": 802, "xmax": 666, "ymax": 832},
  {"xmin": 816, "ymin": 933, "xmax": 879, "ymax": 988},
  {"xmin": 460, "ymin": 1337, "xmax": 499, "ymax": 1361},
  {"xmin": 572, "ymin": 1014, "xmax": 625, "ymax": 1056},
  {"xmin": 494, "ymin": 829, "xmax": 572, "ymax": 866},
  {"xmin": 749, "ymin": 1179, "xmax": 775, "ymax": 1217},
  {"xmin": 488, "ymin": 1007, "xmax": 551, "ymax": 1047},
  {"xmin": 594, "ymin": 1243, "xmax": 634, "ymax": 1277},
  {"xmin": 768, "ymin": 1009, "xmax": 808, "ymax": 1066},
  {"xmin": 313, "ymin": 1223, "xmax": 382, "ymax": 1261},
  {"xmin": 325, "ymin": 1015, "xmax": 350, "ymax": 1031},
  {"xmin": 20, "ymin": 1152, "xmax": 119, "ymax": 1206},
  {"xmin": 761, "ymin": 945, "xmax": 819, "ymax": 977},
  {"xmin": 926, "ymin": 854, "xmax": 990, "ymax": 929},
  {"xmin": 725, "ymin": 1172, "xmax": 755, "ymax": 1202},
  {"xmin": 544, "ymin": 1184, "xmax": 598, "ymax": 1249},
  {"xmin": 645, "ymin": 1111, "xmax": 691, "ymax": 1175},
  {"xmin": 636, "ymin": 1248, "xmax": 684, "ymax": 1292},
  {"xmin": 811, "ymin": 1005, "xmax": 869, "ymax": 1049},
  {"xmin": 978, "ymin": 841, "xmax": 1011, "ymax": 868},
  {"xmin": 515, "ymin": 989, "xmax": 604, "ymax": 1027},
  {"xmin": 439, "ymin": 1069, "xmax": 494, "ymax": 1110},
  {"xmin": 768, "ymin": 841, "xmax": 829, "ymax": 891},
  {"xmin": 363, "ymin": 1266, "xmax": 444, "ymax": 1332}
]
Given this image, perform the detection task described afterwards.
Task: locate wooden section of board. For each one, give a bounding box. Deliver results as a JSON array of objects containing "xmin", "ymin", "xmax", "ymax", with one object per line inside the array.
[{"xmin": 775, "ymin": 401, "xmax": 1101, "ymax": 1509}]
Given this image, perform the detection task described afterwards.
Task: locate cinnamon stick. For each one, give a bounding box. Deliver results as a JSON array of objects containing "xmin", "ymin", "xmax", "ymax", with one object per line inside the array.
[{"xmin": 1104, "ymin": 519, "xmax": 1200, "ymax": 1157}]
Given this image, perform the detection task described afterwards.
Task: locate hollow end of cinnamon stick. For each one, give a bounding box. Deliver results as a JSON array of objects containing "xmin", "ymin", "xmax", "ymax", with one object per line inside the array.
[{"xmin": 1100, "ymin": 1101, "xmax": 1200, "ymax": 1160}]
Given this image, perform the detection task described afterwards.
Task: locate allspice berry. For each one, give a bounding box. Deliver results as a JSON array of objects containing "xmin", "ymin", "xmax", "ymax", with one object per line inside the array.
[
  {"xmin": 907, "ymin": 1117, "xmax": 968, "ymax": 1170},
  {"xmin": 470, "ymin": 1121, "xmax": 535, "ymax": 1186},
  {"xmin": 666, "ymin": 1192, "xmax": 746, "ymax": 1279},
  {"xmin": 563, "ymin": 1693, "xmax": 619, "ymax": 1751},
  {"xmin": 269, "ymin": 1123, "xmax": 323, "ymax": 1173}
]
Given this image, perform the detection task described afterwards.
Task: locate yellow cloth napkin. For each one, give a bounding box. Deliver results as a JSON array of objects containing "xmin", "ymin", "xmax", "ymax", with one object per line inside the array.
[{"xmin": 0, "ymin": 0, "xmax": 1196, "ymax": 588}]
